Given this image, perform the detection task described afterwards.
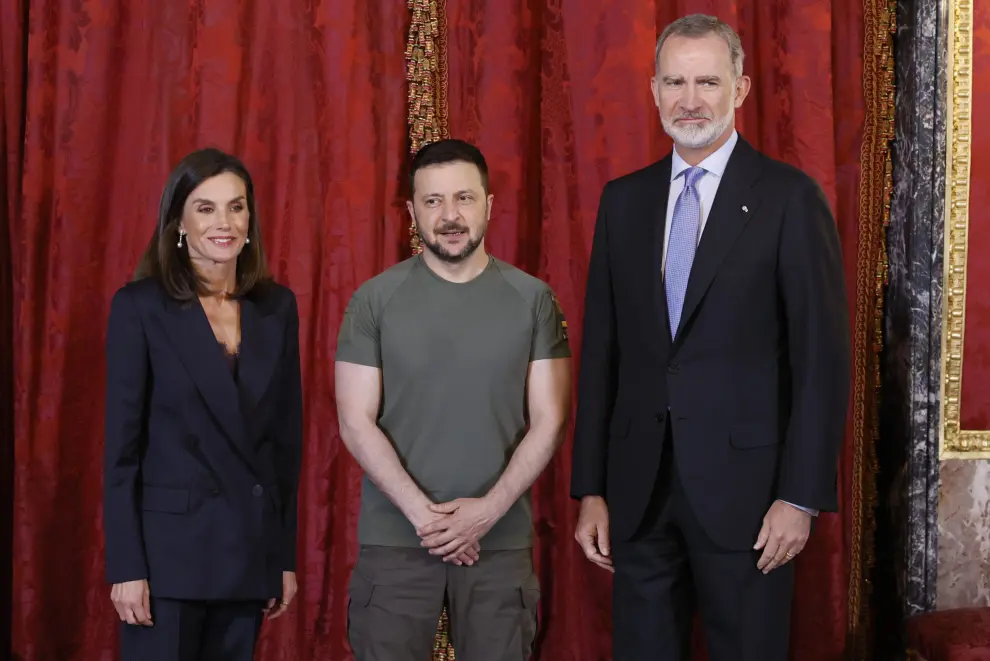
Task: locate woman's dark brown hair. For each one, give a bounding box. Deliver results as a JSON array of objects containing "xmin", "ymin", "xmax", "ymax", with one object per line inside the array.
[{"xmin": 134, "ymin": 147, "xmax": 270, "ymax": 301}]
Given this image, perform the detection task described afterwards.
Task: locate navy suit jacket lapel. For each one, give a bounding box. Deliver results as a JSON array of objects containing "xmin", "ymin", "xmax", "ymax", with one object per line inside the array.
[
  {"xmin": 163, "ymin": 297, "xmax": 247, "ymax": 445},
  {"xmin": 162, "ymin": 289, "xmax": 282, "ymax": 475},
  {"xmin": 237, "ymin": 293, "xmax": 283, "ymax": 415},
  {"xmin": 671, "ymin": 138, "xmax": 763, "ymax": 347}
]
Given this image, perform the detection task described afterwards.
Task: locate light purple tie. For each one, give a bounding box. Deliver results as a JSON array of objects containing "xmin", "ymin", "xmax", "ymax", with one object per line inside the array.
[{"xmin": 665, "ymin": 166, "xmax": 706, "ymax": 338}]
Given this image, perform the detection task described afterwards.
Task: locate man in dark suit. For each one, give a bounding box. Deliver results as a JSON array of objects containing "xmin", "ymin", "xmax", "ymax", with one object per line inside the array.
[{"xmin": 570, "ymin": 14, "xmax": 851, "ymax": 661}]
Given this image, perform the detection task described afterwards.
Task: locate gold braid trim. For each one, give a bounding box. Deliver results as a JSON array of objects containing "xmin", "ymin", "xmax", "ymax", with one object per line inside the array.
[
  {"xmin": 406, "ymin": 1, "xmax": 455, "ymax": 658},
  {"xmin": 406, "ymin": 0, "xmax": 450, "ymax": 255},
  {"xmin": 939, "ymin": 0, "xmax": 990, "ymax": 457},
  {"xmin": 432, "ymin": 607, "xmax": 455, "ymax": 660},
  {"xmin": 849, "ymin": 0, "xmax": 895, "ymax": 657}
]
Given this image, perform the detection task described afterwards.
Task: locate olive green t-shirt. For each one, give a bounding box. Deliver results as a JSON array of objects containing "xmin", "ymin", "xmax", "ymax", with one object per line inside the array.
[{"xmin": 335, "ymin": 254, "xmax": 571, "ymax": 549}]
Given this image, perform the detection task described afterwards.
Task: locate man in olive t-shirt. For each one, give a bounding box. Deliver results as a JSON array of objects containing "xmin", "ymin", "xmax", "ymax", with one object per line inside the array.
[{"xmin": 335, "ymin": 139, "xmax": 572, "ymax": 661}]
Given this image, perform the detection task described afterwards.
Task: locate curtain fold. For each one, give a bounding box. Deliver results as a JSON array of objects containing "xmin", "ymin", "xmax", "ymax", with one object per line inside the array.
[{"xmin": 0, "ymin": 0, "xmax": 26, "ymax": 655}]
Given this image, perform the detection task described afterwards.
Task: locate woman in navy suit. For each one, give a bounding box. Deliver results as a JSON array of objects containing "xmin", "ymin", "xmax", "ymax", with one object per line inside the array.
[{"xmin": 103, "ymin": 148, "xmax": 303, "ymax": 660}]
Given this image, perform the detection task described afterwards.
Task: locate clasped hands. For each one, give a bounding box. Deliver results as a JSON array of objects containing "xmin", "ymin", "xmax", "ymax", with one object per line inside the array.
[{"xmin": 414, "ymin": 497, "xmax": 500, "ymax": 566}]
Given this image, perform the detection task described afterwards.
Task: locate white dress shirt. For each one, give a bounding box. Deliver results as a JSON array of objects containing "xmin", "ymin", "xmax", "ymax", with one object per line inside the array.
[
  {"xmin": 662, "ymin": 130, "xmax": 738, "ymax": 272},
  {"xmin": 662, "ymin": 130, "xmax": 817, "ymax": 518}
]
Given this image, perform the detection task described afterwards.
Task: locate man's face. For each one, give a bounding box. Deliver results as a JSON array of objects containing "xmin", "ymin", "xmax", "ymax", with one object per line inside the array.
[
  {"xmin": 651, "ymin": 33, "xmax": 750, "ymax": 150},
  {"xmin": 407, "ymin": 161, "xmax": 493, "ymax": 263}
]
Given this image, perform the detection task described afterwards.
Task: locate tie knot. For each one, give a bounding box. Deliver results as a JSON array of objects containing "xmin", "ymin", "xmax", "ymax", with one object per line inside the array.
[{"xmin": 682, "ymin": 166, "xmax": 706, "ymax": 188}]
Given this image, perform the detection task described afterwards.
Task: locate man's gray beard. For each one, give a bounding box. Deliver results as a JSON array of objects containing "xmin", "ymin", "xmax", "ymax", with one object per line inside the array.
[{"xmin": 662, "ymin": 109, "xmax": 734, "ymax": 150}]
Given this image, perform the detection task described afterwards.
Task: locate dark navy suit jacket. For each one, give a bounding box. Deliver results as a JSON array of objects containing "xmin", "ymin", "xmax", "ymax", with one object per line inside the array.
[
  {"xmin": 103, "ymin": 276, "xmax": 302, "ymax": 601},
  {"xmin": 570, "ymin": 138, "xmax": 850, "ymax": 550}
]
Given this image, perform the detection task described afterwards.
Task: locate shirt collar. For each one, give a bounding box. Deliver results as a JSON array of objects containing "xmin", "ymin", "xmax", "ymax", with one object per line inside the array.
[{"xmin": 671, "ymin": 130, "xmax": 739, "ymax": 181}]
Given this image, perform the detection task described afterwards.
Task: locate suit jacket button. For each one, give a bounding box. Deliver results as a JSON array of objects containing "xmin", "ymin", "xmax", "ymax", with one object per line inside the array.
[
  {"xmin": 667, "ymin": 364, "xmax": 680, "ymax": 374},
  {"xmin": 211, "ymin": 488, "xmax": 220, "ymax": 496},
  {"xmin": 655, "ymin": 413, "xmax": 666, "ymax": 423},
  {"xmin": 252, "ymin": 484, "xmax": 264, "ymax": 497}
]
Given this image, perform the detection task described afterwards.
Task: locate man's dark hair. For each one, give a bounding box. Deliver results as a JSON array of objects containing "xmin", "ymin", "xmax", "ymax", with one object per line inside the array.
[
  {"xmin": 409, "ymin": 138, "xmax": 489, "ymax": 195},
  {"xmin": 133, "ymin": 147, "xmax": 271, "ymax": 301}
]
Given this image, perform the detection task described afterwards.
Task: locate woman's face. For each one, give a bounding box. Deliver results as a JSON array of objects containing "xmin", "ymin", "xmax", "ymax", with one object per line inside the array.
[{"xmin": 178, "ymin": 172, "xmax": 250, "ymax": 266}]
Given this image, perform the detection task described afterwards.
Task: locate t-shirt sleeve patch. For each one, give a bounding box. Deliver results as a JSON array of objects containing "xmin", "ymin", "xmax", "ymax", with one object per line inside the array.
[
  {"xmin": 335, "ymin": 287, "xmax": 383, "ymax": 367},
  {"xmin": 531, "ymin": 288, "xmax": 572, "ymax": 361}
]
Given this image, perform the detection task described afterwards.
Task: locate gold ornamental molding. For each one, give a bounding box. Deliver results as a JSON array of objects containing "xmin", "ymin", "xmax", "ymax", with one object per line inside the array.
[
  {"xmin": 406, "ymin": 3, "xmax": 456, "ymax": 659},
  {"xmin": 939, "ymin": 0, "xmax": 990, "ymax": 459},
  {"xmin": 406, "ymin": 0, "xmax": 450, "ymax": 256},
  {"xmin": 848, "ymin": 0, "xmax": 896, "ymax": 656}
]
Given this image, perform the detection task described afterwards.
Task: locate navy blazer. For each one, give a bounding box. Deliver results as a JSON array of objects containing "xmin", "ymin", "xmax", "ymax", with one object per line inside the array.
[
  {"xmin": 571, "ymin": 138, "xmax": 850, "ymax": 550},
  {"xmin": 103, "ymin": 276, "xmax": 303, "ymax": 601}
]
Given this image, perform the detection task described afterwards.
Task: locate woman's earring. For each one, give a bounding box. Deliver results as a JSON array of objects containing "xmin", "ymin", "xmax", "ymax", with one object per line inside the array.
[
  {"xmin": 245, "ymin": 236, "xmax": 250, "ymax": 244},
  {"xmin": 177, "ymin": 230, "xmax": 185, "ymax": 248}
]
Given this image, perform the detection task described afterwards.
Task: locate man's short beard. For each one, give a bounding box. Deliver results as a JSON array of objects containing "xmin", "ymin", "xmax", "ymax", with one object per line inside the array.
[{"xmin": 415, "ymin": 211, "xmax": 487, "ymax": 264}]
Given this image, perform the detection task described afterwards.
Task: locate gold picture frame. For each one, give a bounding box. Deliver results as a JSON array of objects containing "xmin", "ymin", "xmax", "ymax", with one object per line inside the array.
[{"xmin": 939, "ymin": 0, "xmax": 990, "ymax": 458}]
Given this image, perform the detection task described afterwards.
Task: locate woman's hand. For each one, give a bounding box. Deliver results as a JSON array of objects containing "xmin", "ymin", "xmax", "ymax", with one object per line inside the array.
[
  {"xmin": 265, "ymin": 571, "xmax": 298, "ymax": 619},
  {"xmin": 111, "ymin": 579, "xmax": 153, "ymax": 626}
]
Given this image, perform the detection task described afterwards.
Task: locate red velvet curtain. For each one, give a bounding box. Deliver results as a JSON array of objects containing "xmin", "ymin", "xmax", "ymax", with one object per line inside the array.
[
  {"xmin": 0, "ymin": 0, "xmax": 24, "ymax": 655},
  {"xmin": 4, "ymin": 1, "xmax": 407, "ymax": 659},
  {"xmin": 960, "ymin": 0, "xmax": 990, "ymax": 428},
  {"xmin": 2, "ymin": 1, "xmax": 888, "ymax": 660},
  {"xmin": 442, "ymin": 1, "xmax": 884, "ymax": 660}
]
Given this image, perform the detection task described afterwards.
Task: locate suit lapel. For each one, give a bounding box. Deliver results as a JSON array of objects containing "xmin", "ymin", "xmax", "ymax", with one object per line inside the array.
[
  {"xmin": 162, "ymin": 297, "xmax": 247, "ymax": 445},
  {"xmin": 673, "ymin": 139, "xmax": 763, "ymax": 344},
  {"xmin": 237, "ymin": 293, "xmax": 282, "ymax": 415}
]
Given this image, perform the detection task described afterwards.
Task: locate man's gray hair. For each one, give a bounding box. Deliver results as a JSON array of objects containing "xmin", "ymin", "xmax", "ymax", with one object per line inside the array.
[{"xmin": 654, "ymin": 14, "xmax": 745, "ymax": 80}]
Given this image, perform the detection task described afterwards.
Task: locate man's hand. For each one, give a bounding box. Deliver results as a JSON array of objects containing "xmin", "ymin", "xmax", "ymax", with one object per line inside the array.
[
  {"xmin": 754, "ymin": 500, "xmax": 812, "ymax": 573},
  {"xmin": 408, "ymin": 503, "xmax": 482, "ymax": 565},
  {"xmin": 417, "ymin": 498, "xmax": 499, "ymax": 562},
  {"xmin": 265, "ymin": 571, "xmax": 298, "ymax": 620},
  {"xmin": 110, "ymin": 579, "xmax": 152, "ymax": 626},
  {"xmin": 574, "ymin": 496, "xmax": 613, "ymax": 572}
]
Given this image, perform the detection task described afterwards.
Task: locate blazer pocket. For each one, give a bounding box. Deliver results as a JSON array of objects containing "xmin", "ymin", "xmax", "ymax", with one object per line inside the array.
[
  {"xmin": 728, "ymin": 426, "xmax": 782, "ymax": 449},
  {"xmin": 141, "ymin": 485, "xmax": 190, "ymax": 514}
]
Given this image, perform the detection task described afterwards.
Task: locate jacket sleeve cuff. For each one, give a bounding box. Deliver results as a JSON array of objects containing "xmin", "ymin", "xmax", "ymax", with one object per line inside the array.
[
  {"xmin": 779, "ymin": 500, "xmax": 819, "ymax": 516},
  {"xmin": 106, "ymin": 557, "xmax": 148, "ymax": 585},
  {"xmin": 281, "ymin": 540, "xmax": 297, "ymax": 572}
]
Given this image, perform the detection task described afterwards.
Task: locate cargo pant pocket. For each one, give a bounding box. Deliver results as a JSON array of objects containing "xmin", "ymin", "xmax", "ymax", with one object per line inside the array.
[
  {"xmin": 519, "ymin": 572, "xmax": 541, "ymax": 655},
  {"xmin": 346, "ymin": 573, "xmax": 376, "ymax": 659}
]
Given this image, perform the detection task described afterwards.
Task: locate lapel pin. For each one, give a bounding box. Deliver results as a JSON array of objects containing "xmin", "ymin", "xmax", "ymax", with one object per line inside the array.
[{"xmin": 742, "ymin": 205, "xmax": 749, "ymax": 212}]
